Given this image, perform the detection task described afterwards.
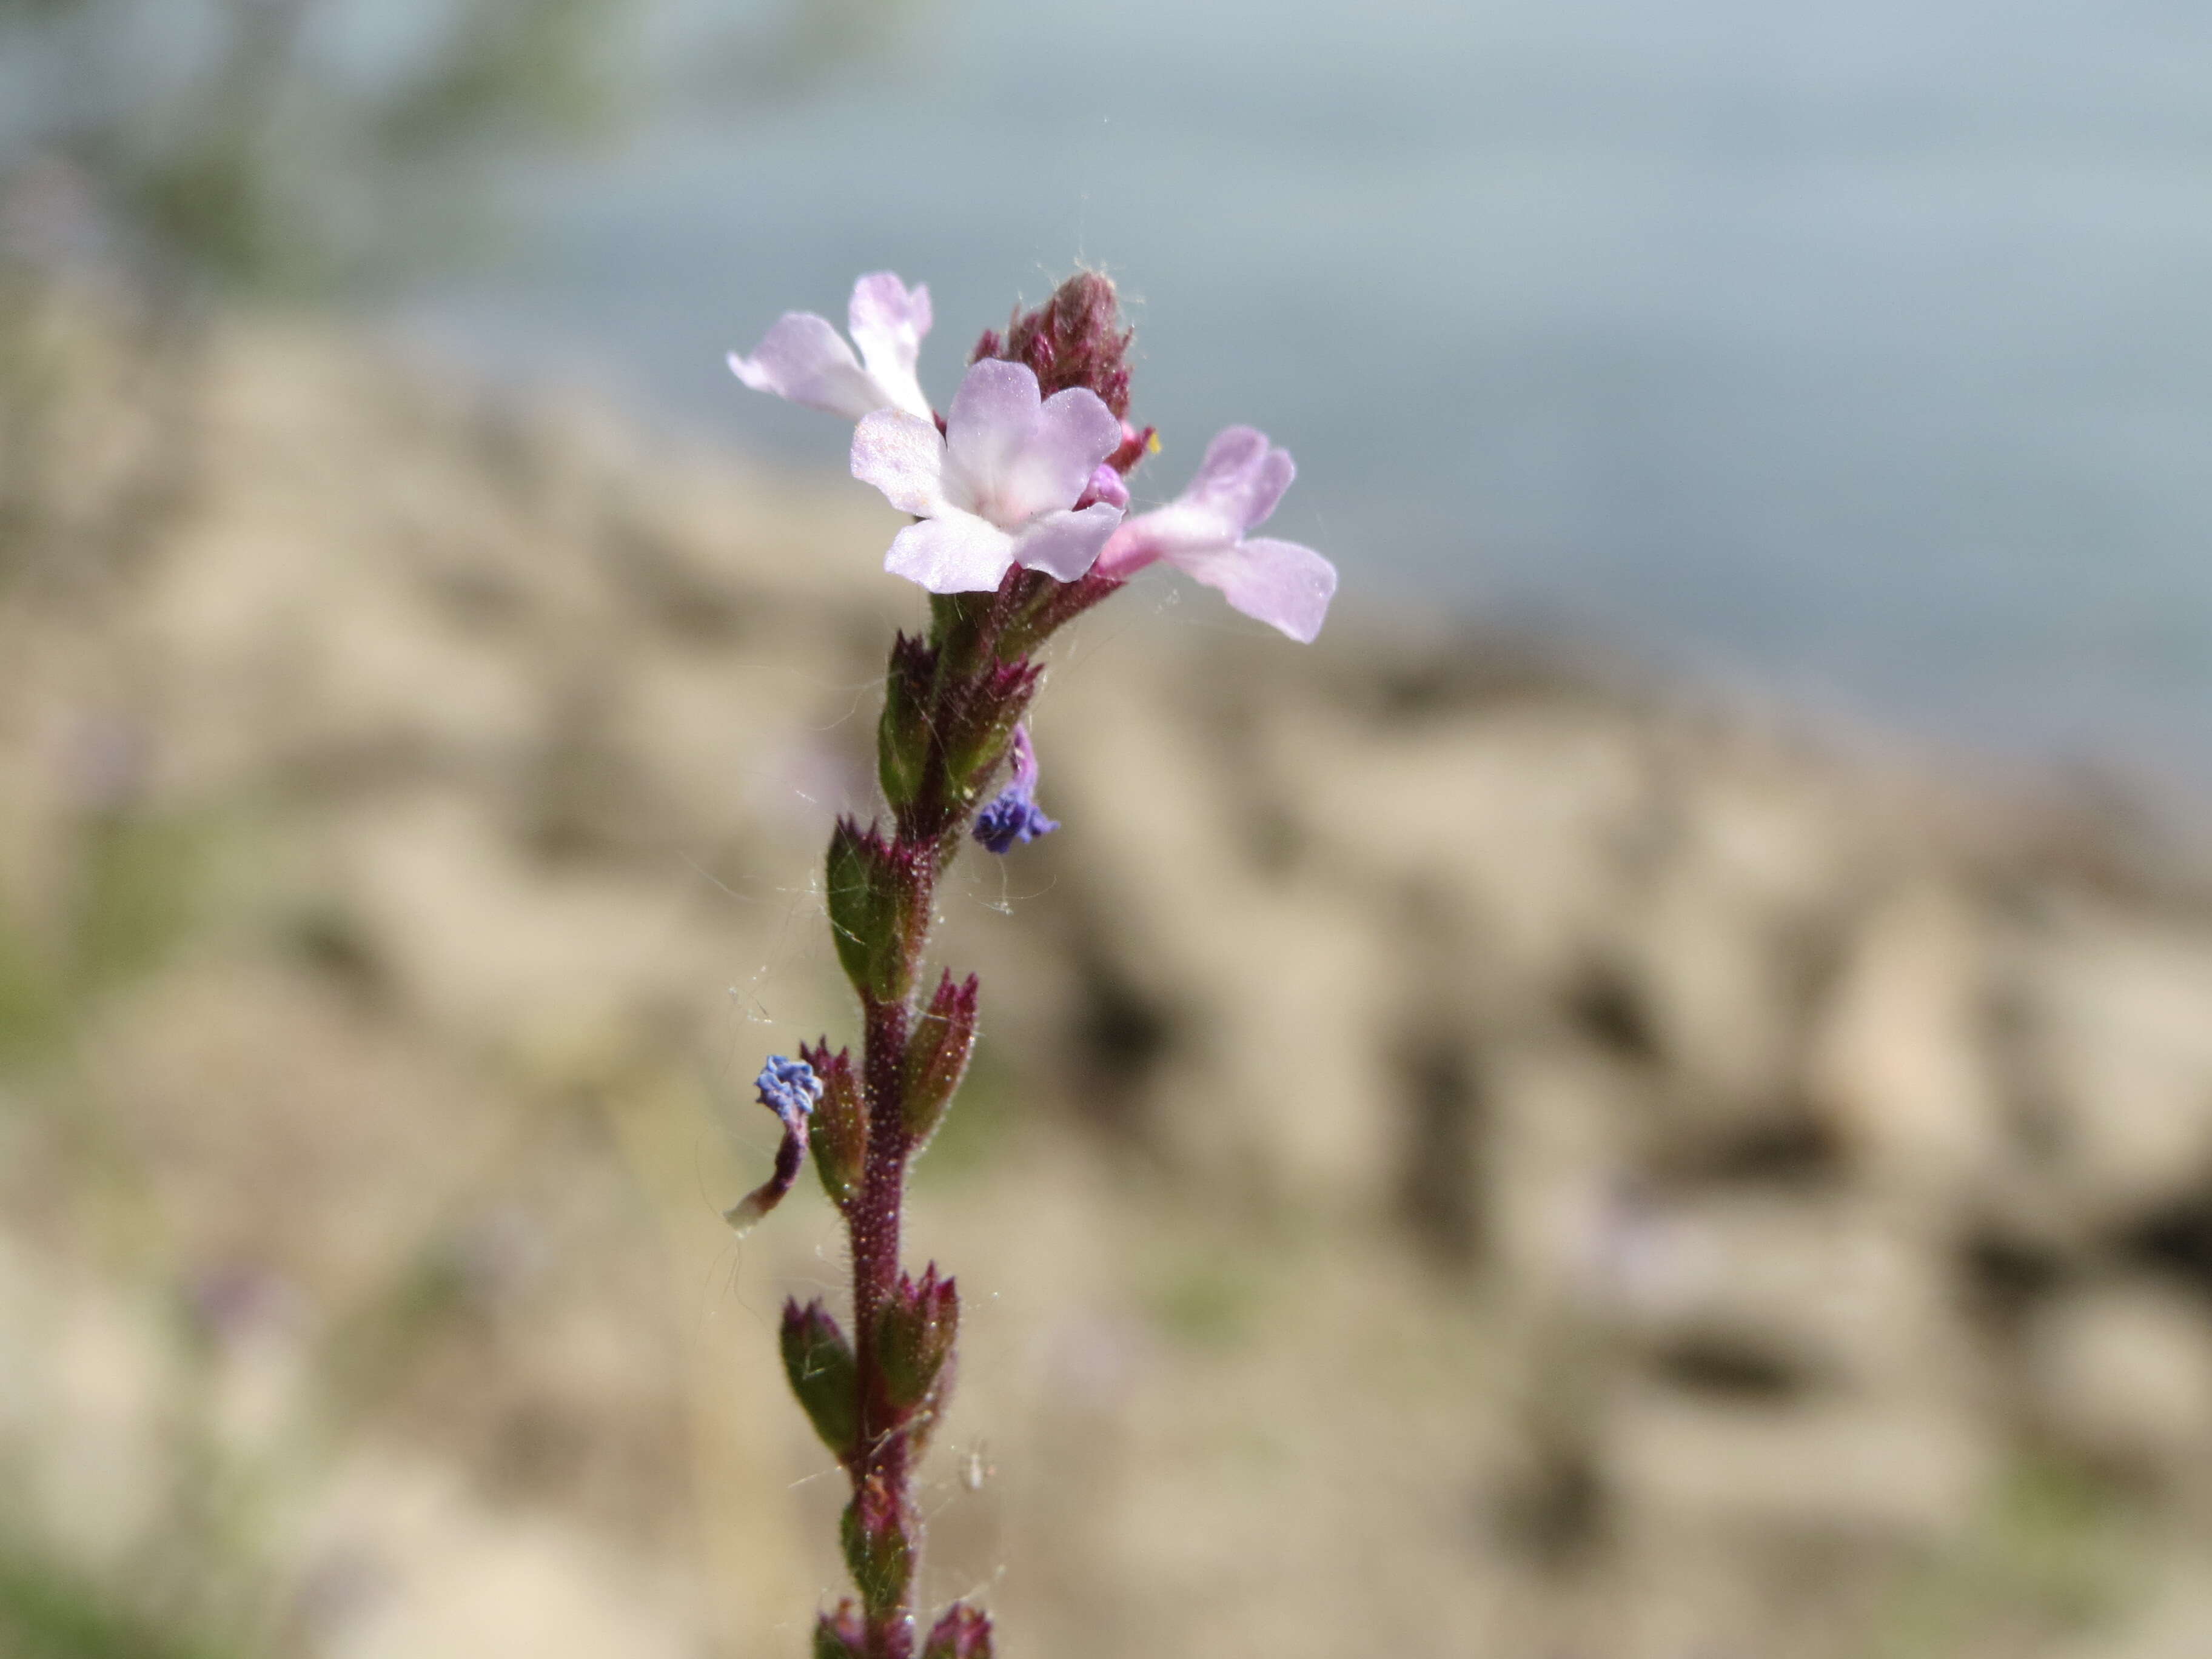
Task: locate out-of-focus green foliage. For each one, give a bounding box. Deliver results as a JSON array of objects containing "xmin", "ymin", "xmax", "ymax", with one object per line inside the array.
[
  {"xmin": 0, "ymin": 806, "xmax": 215, "ymax": 1070},
  {"xmin": 0, "ymin": 1544, "xmax": 234, "ymax": 1659},
  {"xmin": 1869, "ymin": 1455, "xmax": 2135, "ymax": 1659},
  {"xmin": 0, "ymin": 0, "xmax": 903, "ymax": 297}
]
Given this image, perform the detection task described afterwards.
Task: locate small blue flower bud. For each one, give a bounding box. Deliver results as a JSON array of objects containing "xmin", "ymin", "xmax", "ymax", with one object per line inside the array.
[
  {"xmin": 726, "ymin": 1057, "xmax": 819, "ymax": 1236},
  {"xmin": 971, "ymin": 724, "xmax": 1058, "ymax": 854},
  {"xmin": 971, "ymin": 791, "xmax": 1058, "ymax": 854},
  {"xmin": 755, "ymin": 1054, "xmax": 822, "ymax": 1128}
]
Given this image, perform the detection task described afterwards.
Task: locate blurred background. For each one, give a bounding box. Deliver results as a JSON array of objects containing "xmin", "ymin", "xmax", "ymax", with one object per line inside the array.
[{"xmin": 4, "ymin": 2, "xmax": 2212, "ymax": 1657}]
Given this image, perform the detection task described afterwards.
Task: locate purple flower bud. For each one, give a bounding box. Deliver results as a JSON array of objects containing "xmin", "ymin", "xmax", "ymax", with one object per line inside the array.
[
  {"xmin": 826, "ymin": 817, "xmax": 928, "ymax": 1002},
  {"xmin": 1077, "ymin": 462, "xmax": 1130, "ymax": 512},
  {"xmin": 754, "ymin": 1054, "xmax": 822, "ymax": 1129},
  {"xmin": 842, "ymin": 1473, "xmax": 914, "ymax": 1618},
  {"xmin": 815, "ymin": 1601, "xmax": 868, "ymax": 1659},
  {"xmin": 923, "ymin": 1603, "xmax": 994, "ymax": 1659},
  {"xmin": 1006, "ymin": 723, "xmax": 1039, "ymax": 791},
  {"xmin": 973, "ymin": 794, "xmax": 1057, "ymax": 853},
  {"xmin": 878, "ymin": 632, "xmax": 937, "ymax": 808},
  {"xmin": 903, "ymin": 971, "xmax": 980, "ymax": 1142},
  {"xmin": 814, "ymin": 1601, "xmax": 862, "ymax": 1659},
  {"xmin": 875, "ymin": 1263, "xmax": 959, "ymax": 1414},
  {"xmin": 988, "ymin": 270, "xmax": 1135, "ymax": 419},
  {"xmin": 940, "ymin": 656, "xmax": 1044, "ymax": 789},
  {"xmin": 799, "ymin": 1039, "xmax": 865, "ymax": 1210},
  {"xmin": 727, "ymin": 1056, "xmax": 820, "ymax": 1235},
  {"xmin": 782, "ymin": 1298, "xmax": 860, "ymax": 1462},
  {"xmin": 1106, "ymin": 420, "xmax": 1157, "ymax": 476},
  {"xmin": 971, "ymin": 725, "xmax": 1057, "ymax": 854}
]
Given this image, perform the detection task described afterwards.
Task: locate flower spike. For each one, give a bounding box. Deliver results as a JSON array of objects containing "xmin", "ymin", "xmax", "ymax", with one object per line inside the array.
[
  {"xmin": 723, "ymin": 269, "xmax": 1341, "ymax": 1654},
  {"xmin": 730, "ymin": 272, "xmax": 934, "ymax": 423},
  {"xmin": 1096, "ymin": 426, "xmax": 1337, "ymax": 642}
]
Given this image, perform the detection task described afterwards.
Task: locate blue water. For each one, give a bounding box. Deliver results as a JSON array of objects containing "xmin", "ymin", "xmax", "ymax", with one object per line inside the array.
[{"xmin": 406, "ymin": 0, "xmax": 2212, "ymax": 785}]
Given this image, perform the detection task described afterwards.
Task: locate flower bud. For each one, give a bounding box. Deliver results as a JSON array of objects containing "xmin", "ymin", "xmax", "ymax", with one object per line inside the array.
[
  {"xmin": 1075, "ymin": 461, "xmax": 1129, "ymax": 511},
  {"xmin": 814, "ymin": 1601, "xmax": 866, "ymax": 1659},
  {"xmin": 800, "ymin": 1039, "xmax": 865, "ymax": 1210},
  {"xmin": 752, "ymin": 1053, "xmax": 822, "ymax": 1126},
  {"xmin": 780, "ymin": 1298, "xmax": 859, "ymax": 1463},
  {"xmin": 941, "ymin": 658, "xmax": 1042, "ymax": 806},
  {"xmin": 903, "ymin": 972, "xmax": 978, "ymax": 1144},
  {"xmin": 724, "ymin": 1054, "xmax": 817, "ymax": 1235},
  {"xmin": 840, "ymin": 1473, "xmax": 914, "ymax": 1618},
  {"xmin": 877, "ymin": 632, "xmax": 936, "ymax": 809},
  {"xmin": 923, "ymin": 1604, "xmax": 994, "ymax": 1659},
  {"xmin": 825, "ymin": 817, "xmax": 923, "ymax": 1003},
  {"xmin": 997, "ymin": 271, "xmax": 1134, "ymax": 418},
  {"xmin": 1105, "ymin": 421, "xmax": 1158, "ymax": 476},
  {"xmin": 875, "ymin": 1264, "xmax": 959, "ymax": 1414}
]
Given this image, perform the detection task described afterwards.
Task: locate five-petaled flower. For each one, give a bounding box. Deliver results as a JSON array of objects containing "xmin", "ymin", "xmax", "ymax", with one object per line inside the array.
[
  {"xmin": 851, "ymin": 360, "xmax": 1125, "ymax": 593},
  {"xmin": 729, "ymin": 272, "xmax": 934, "ymax": 423},
  {"xmin": 973, "ymin": 725, "xmax": 1059, "ymax": 854},
  {"xmin": 1096, "ymin": 426, "xmax": 1336, "ymax": 642}
]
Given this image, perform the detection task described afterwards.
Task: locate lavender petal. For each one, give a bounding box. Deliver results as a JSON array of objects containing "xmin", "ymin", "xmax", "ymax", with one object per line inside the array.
[
  {"xmin": 845, "ymin": 273, "xmax": 934, "ymax": 421},
  {"xmin": 729, "ymin": 312, "xmax": 883, "ymax": 420},
  {"xmin": 884, "ymin": 514, "xmax": 1017, "ymax": 594},
  {"xmin": 1172, "ymin": 535, "xmax": 1338, "ymax": 643},
  {"xmin": 852, "ymin": 409, "xmax": 950, "ymax": 516},
  {"xmin": 1007, "ymin": 503, "xmax": 1122, "ymax": 583}
]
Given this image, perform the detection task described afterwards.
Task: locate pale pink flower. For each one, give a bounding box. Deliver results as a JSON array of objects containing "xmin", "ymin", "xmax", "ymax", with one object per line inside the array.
[
  {"xmin": 1095, "ymin": 427, "xmax": 1336, "ymax": 642},
  {"xmin": 728, "ymin": 272, "xmax": 934, "ymax": 422},
  {"xmin": 851, "ymin": 359, "xmax": 1125, "ymax": 593}
]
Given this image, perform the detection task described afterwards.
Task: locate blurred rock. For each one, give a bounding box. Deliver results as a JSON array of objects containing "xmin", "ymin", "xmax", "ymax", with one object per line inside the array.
[
  {"xmin": 2027, "ymin": 1281, "xmax": 2212, "ymax": 1486},
  {"xmin": 1808, "ymin": 881, "xmax": 2003, "ymax": 1205},
  {"xmin": 2005, "ymin": 902, "xmax": 2212, "ymax": 1230},
  {"xmin": 1607, "ymin": 1387, "xmax": 1992, "ymax": 1540},
  {"xmin": 1602, "ymin": 1190, "xmax": 1966, "ymax": 1399}
]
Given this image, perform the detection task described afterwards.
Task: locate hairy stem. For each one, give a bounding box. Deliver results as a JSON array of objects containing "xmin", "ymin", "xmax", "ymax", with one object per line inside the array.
[
  {"xmin": 851, "ymin": 988, "xmax": 919, "ymax": 1658},
  {"xmin": 840, "ymin": 666, "xmax": 962, "ymax": 1655},
  {"xmin": 826, "ymin": 578, "xmax": 1034, "ymax": 1657}
]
